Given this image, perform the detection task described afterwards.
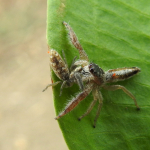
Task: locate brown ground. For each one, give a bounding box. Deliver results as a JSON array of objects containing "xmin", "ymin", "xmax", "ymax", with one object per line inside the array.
[{"xmin": 0, "ymin": 0, "xmax": 68, "ymax": 149}]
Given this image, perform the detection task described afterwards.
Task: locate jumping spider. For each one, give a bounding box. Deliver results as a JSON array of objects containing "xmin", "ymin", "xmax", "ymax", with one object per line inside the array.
[{"xmin": 44, "ymin": 21, "xmax": 141, "ymax": 128}]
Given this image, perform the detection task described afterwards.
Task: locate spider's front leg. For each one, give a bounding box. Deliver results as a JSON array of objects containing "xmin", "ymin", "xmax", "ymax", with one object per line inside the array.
[
  {"xmin": 63, "ymin": 21, "xmax": 89, "ymax": 63},
  {"xmin": 55, "ymin": 82, "xmax": 94, "ymax": 120}
]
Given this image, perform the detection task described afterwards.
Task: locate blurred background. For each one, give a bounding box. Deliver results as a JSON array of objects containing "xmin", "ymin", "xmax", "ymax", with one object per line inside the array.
[{"xmin": 0, "ymin": 0, "xmax": 68, "ymax": 149}]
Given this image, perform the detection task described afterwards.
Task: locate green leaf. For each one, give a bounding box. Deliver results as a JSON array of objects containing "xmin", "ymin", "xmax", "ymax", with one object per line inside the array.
[{"xmin": 47, "ymin": 0, "xmax": 150, "ymax": 150}]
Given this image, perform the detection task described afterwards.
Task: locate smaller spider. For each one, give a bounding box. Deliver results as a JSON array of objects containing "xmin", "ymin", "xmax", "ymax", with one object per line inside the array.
[
  {"xmin": 53, "ymin": 22, "xmax": 141, "ymax": 128},
  {"xmin": 43, "ymin": 49, "xmax": 85, "ymax": 96}
]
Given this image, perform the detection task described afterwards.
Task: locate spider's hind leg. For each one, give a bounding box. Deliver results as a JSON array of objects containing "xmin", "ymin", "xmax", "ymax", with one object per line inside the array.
[
  {"xmin": 78, "ymin": 86, "xmax": 103, "ymax": 128},
  {"xmin": 78, "ymin": 86, "xmax": 98, "ymax": 121},
  {"xmin": 103, "ymin": 85, "xmax": 140, "ymax": 110},
  {"xmin": 93, "ymin": 90, "xmax": 103, "ymax": 128}
]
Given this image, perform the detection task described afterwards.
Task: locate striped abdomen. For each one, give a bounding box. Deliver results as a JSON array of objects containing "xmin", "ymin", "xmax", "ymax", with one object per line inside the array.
[
  {"xmin": 105, "ymin": 67, "xmax": 141, "ymax": 83},
  {"xmin": 49, "ymin": 49, "xmax": 69, "ymax": 80}
]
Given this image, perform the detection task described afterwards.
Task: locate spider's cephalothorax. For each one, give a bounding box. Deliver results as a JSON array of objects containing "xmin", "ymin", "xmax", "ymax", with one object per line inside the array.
[
  {"xmin": 44, "ymin": 22, "xmax": 141, "ymax": 128},
  {"xmin": 80, "ymin": 63, "xmax": 106, "ymax": 86},
  {"xmin": 88, "ymin": 63, "xmax": 105, "ymax": 85},
  {"xmin": 89, "ymin": 63, "xmax": 105, "ymax": 77}
]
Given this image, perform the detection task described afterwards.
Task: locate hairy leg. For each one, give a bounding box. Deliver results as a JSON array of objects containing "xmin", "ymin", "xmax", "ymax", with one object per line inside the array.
[
  {"xmin": 93, "ymin": 90, "xmax": 103, "ymax": 128},
  {"xmin": 70, "ymin": 56, "xmax": 77, "ymax": 72},
  {"xmin": 59, "ymin": 81, "xmax": 67, "ymax": 96},
  {"xmin": 62, "ymin": 49, "xmax": 68, "ymax": 69},
  {"xmin": 103, "ymin": 85, "xmax": 140, "ymax": 110},
  {"xmin": 55, "ymin": 82, "xmax": 94, "ymax": 120},
  {"xmin": 74, "ymin": 60, "xmax": 89, "ymax": 67},
  {"xmin": 78, "ymin": 85, "xmax": 99, "ymax": 120},
  {"xmin": 42, "ymin": 81, "xmax": 61, "ymax": 92},
  {"xmin": 63, "ymin": 21, "xmax": 89, "ymax": 63},
  {"xmin": 74, "ymin": 72, "xmax": 84, "ymax": 91}
]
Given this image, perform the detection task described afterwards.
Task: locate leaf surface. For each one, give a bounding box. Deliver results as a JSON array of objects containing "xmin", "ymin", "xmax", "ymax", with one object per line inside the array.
[{"xmin": 47, "ymin": 0, "xmax": 150, "ymax": 149}]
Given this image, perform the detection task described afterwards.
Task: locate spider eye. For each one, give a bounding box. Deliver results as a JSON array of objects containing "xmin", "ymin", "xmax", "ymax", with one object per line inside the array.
[{"xmin": 90, "ymin": 68, "xmax": 94, "ymax": 73}]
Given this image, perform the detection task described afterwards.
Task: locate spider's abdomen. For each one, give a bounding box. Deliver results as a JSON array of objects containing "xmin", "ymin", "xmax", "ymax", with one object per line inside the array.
[
  {"xmin": 105, "ymin": 67, "xmax": 141, "ymax": 83},
  {"xmin": 49, "ymin": 49, "xmax": 69, "ymax": 80}
]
